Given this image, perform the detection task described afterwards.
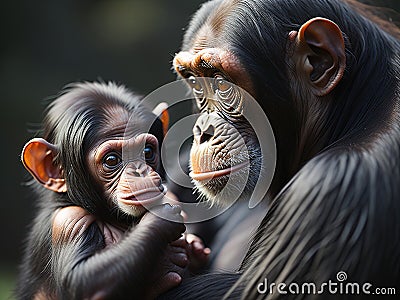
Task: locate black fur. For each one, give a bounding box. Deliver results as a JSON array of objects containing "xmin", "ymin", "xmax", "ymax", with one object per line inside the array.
[{"xmin": 16, "ymin": 82, "xmax": 171, "ymax": 299}]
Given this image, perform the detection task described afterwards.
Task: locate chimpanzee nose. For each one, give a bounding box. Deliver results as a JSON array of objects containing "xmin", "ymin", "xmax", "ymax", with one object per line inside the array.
[
  {"xmin": 194, "ymin": 124, "xmax": 215, "ymax": 144},
  {"xmin": 126, "ymin": 162, "xmax": 147, "ymax": 177},
  {"xmin": 131, "ymin": 170, "xmax": 141, "ymax": 177},
  {"xmin": 193, "ymin": 114, "xmax": 218, "ymax": 145}
]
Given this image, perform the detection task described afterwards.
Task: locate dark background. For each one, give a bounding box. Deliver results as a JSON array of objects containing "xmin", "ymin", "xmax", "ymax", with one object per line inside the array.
[{"xmin": 0, "ymin": 0, "xmax": 398, "ymax": 298}]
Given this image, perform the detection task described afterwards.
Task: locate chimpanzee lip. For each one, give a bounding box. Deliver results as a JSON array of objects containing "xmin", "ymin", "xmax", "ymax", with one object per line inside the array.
[
  {"xmin": 119, "ymin": 185, "xmax": 166, "ymax": 207},
  {"xmin": 189, "ymin": 161, "xmax": 249, "ymax": 181}
]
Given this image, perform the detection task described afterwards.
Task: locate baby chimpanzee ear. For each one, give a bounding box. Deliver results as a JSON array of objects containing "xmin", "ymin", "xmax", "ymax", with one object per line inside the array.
[
  {"xmin": 22, "ymin": 138, "xmax": 67, "ymax": 193},
  {"xmin": 152, "ymin": 102, "xmax": 169, "ymax": 136}
]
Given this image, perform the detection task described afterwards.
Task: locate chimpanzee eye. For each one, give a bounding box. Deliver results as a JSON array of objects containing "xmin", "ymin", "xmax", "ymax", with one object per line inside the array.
[
  {"xmin": 103, "ymin": 153, "xmax": 122, "ymax": 169},
  {"xmin": 188, "ymin": 76, "xmax": 203, "ymax": 95},
  {"xmin": 215, "ymin": 75, "xmax": 234, "ymax": 101},
  {"xmin": 215, "ymin": 76, "xmax": 232, "ymax": 93},
  {"xmin": 144, "ymin": 144, "xmax": 156, "ymax": 162}
]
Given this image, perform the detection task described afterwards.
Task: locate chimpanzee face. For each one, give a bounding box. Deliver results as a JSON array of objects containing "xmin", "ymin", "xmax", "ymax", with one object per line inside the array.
[
  {"xmin": 86, "ymin": 106, "xmax": 166, "ymax": 217},
  {"xmin": 88, "ymin": 133, "xmax": 165, "ymax": 217}
]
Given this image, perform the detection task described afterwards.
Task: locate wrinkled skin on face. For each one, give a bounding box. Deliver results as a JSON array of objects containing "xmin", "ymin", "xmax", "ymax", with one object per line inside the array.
[
  {"xmin": 174, "ymin": 49, "xmax": 262, "ymax": 207},
  {"xmin": 88, "ymin": 133, "xmax": 166, "ymax": 217}
]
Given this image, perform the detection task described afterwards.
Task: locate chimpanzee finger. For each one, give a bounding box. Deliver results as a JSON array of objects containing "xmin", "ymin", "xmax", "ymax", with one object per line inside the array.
[
  {"xmin": 148, "ymin": 272, "xmax": 182, "ymax": 299},
  {"xmin": 169, "ymin": 236, "xmax": 187, "ymax": 248},
  {"xmin": 169, "ymin": 251, "xmax": 188, "ymax": 268}
]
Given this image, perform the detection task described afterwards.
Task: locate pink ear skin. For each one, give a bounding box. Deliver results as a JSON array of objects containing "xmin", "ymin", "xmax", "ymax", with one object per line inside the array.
[
  {"xmin": 290, "ymin": 17, "xmax": 346, "ymax": 96},
  {"xmin": 22, "ymin": 138, "xmax": 67, "ymax": 193},
  {"xmin": 152, "ymin": 102, "xmax": 169, "ymax": 136}
]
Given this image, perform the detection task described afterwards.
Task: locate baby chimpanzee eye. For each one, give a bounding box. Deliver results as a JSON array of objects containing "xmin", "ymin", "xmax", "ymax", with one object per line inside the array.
[
  {"xmin": 103, "ymin": 153, "xmax": 122, "ymax": 169},
  {"xmin": 144, "ymin": 144, "xmax": 156, "ymax": 162}
]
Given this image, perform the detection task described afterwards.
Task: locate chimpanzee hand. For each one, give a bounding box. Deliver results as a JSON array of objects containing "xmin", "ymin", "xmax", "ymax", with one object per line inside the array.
[
  {"xmin": 185, "ymin": 233, "xmax": 211, "ymax": 273},
  {"xmin": 138, "ymin": 204, "xmax": 187, "ymax": 298},
  {"xmin": 139, "ymin": 204, "xmax": 185, "ymax": 243},
  {"xmin": 145, "ymin": 236, "xmax": 188, "ymax": 299}
]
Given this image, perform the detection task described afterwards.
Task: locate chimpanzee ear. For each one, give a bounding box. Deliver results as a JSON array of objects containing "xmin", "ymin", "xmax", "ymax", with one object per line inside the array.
[
  {"xmin": 152, "ymin": 102, "xmax": 169, "ymax": 136},
  {"xmin": 21, "ymin": 138, "xmax": 67, "ymax": 193},
  {"xmin": 291, "ymin": 17, "xmax": 346, "ymax": 96}
]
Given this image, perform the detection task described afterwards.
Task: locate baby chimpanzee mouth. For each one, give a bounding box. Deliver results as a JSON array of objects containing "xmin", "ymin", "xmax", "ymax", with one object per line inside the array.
[{"xmin": 119, "ymin": 184, "xmax": 167, "ymax": 207}]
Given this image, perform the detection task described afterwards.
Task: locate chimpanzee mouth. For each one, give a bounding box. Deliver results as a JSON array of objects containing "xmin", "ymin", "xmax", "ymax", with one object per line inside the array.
[
  {"xmin": 119, "ymin": 185, "xmax": 167, "ymax": 207},
  {"xmin": 189, "ymin": 161, "xmax": 249, "ymax": 182}
]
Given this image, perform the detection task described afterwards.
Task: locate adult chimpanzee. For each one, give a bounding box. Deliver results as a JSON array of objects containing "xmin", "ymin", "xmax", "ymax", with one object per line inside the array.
[
  {"xmin": 163, "ymin": 0, "xmax": 400, "ymax": 299},
  {"xmin": 17, "ymin": 82, "xmax": 209, "ymax": 300}
]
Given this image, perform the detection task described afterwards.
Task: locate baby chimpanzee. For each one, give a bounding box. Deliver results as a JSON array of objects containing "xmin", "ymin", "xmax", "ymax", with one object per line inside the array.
[{"xmin": 17, "ymin": 82, "xmax": 208, "ymax": 300}]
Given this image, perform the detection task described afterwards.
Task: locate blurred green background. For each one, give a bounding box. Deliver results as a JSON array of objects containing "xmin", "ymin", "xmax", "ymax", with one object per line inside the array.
[{"xmin": 0, "ymin": 0, "xmax": 398, "ymax": 299}]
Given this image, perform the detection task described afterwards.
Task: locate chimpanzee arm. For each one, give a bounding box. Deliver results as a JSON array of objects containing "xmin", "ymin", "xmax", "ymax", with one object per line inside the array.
[{"xmin": 51, "ymin": 205, "xmax": 185, "ymax": 299}]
